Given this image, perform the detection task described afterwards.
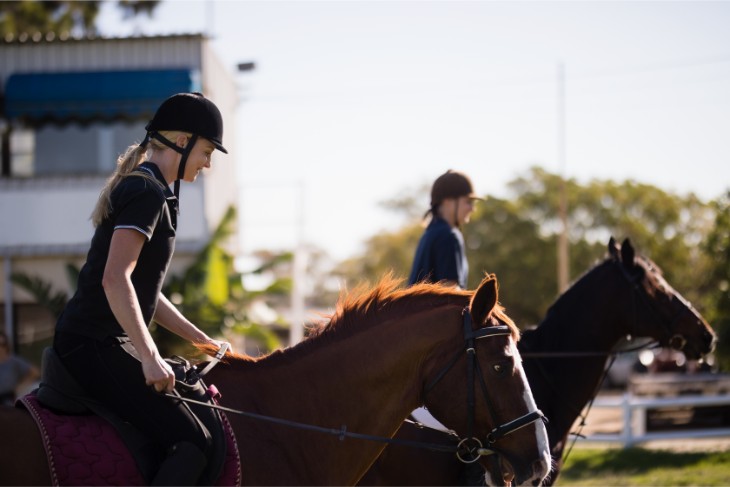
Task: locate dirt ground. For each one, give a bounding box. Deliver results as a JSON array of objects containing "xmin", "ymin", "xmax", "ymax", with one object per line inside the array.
[{"xmin": 569, "ymin": 392, "xmax": 730, "ymax": 452}]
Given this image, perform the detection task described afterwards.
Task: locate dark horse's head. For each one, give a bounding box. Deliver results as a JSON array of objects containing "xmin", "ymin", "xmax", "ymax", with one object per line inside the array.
[{"xmin": 609, "ymin": 237, "xmax": 716, "ymax": 360}]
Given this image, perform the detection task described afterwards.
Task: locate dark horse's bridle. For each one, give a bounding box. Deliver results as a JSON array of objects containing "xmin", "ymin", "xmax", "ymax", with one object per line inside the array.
[
  {"xmin": 520, "ymin": 257, "xmax": 700, "ymax": 464},
  {"xmin": 616, "ymin": 257, "xmax": 693, "ymax": 351},
  {"xmin": 166, "ymin": 308, "xmax": 545, "ymax": 467},
  {"xmin": 522, "ymin": 258, "xmax": 696, "ymax": 364},
  {"xmin": 422, "ymin": 307, "xmax": 545, "ymax": 464}
]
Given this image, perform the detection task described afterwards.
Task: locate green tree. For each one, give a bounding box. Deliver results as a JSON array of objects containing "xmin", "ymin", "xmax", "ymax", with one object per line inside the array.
[
  {"xmin": 0, "ymin": 1, "xmax": 158, "ymax": 37},
  {"xmin": 702, "ymin": 191, "xmax": 730, "ymax": 370},
  {"xmin": 336, "ymin": 166, "xmax": 718, "ymax": 339},
  {"xmin": 10, "ymin": 205, "xmax": 284, "ymax": 359},
  {"xmin": 510, "ymin": 166, "xmax": 715, "ymax": 312},
  {"xmin": 154, "ymin": 205, "xmax": 282, "ymax": 357},
  {"xmin": 464, "ymin": 195, "xmax": 604, "ymax": 327},
  {"xmin": 10, "ymin": 263, "xmax": 78, "ymax": 320},
  {"xmin": 335, "ymin": 224, "xmax": 421, "ymax": 288}
]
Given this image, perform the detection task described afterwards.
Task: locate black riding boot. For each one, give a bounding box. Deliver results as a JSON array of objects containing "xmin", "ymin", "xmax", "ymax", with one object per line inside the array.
[{"xmin": 151, "ymin": 441, "xmax": 207, "ymax": 486}]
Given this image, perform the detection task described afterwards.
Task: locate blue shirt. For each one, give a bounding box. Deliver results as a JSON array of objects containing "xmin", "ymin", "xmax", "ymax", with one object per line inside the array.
[{"xmin": 408, "ymin": 216, "xmax": 468, "ymax": 289}]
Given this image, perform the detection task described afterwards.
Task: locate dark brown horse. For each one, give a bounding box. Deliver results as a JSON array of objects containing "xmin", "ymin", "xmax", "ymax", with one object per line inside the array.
[
  {"xmin": 358, "ymin": 237, "xmax": 717, "ymax": 486},
  {"xmin": 0, "ymin": 274, "xmax": 550, "ymax": 486}
]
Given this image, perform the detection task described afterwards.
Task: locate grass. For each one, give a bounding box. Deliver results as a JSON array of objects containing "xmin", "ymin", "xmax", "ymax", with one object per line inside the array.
[{"xmin": 556, "ymin": 447, "xmax": 730, "ymax": 486}]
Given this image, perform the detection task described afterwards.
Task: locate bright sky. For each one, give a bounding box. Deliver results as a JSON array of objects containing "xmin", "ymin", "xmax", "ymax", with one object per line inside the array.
[{"xmin": 98, "ymin": 0, "xmax": 730, "ymax": 262}]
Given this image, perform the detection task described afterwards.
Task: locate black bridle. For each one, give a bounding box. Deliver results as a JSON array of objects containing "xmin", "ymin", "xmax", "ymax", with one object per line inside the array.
[
  {"xmin": 615, "ymin": 258, "xmax": 692, "ymax": 351},
  {"xmin": 520, "ymin": 257, "xmax": 697, "ymax": 464},
  {"xmin": 166, "ymin": 308, "xmax": 545, "ymax": 466},
  {"xmin": 522, "ymin": 257, "xmax": 692, "ymax": 363},
  {"xmin": 423, "ymin": 308, "xmax": 545, "ymax": 464}
]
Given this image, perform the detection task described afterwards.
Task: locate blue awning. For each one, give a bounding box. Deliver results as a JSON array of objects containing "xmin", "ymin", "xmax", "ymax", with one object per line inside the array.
[{"xmin": 4, "ymin": 69, "xmax": 200, "ymax": 123}]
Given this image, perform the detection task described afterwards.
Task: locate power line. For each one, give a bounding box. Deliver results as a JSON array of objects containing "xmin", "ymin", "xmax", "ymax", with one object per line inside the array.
[
  {"xmin": 245, "ymin": 54, "xmax": 730, "ymax": 103},
  {"xmin": 574, "ymin": 55, "xmax": 730, "ymax": 80}
]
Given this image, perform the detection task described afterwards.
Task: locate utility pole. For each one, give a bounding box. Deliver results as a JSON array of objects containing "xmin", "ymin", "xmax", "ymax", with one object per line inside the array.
[
  {"xmin": 290, "ymin": 181, "xmax": 307, "ymax": 345},
  {"xmin": 557, "ymin": 62, "xmax": 570, "ymax": 293}
]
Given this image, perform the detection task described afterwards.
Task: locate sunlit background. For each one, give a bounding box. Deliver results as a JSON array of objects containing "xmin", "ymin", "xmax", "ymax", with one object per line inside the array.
[
  {"xmin": 96, "ymin": 0, "xmax": 730, "ymax": 261},
  {"xmin": 2, "ymin": 3, "xmax": 730, "ymax": 462}
]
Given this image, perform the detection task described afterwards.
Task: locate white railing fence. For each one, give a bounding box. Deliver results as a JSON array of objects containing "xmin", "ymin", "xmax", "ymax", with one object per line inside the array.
[{"xmin": 576, "ymin": 392, "xmax": 730, "ymax": 447}]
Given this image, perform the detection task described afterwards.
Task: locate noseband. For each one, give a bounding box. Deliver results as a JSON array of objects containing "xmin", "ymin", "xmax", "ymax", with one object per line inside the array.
[{"xmin": 424, "ymin": 308, "xmax": 545, "ymax": 464}]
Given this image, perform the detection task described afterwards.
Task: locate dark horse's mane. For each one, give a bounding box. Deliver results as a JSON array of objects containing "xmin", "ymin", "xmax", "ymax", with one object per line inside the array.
[
  {"xmin": 200, "ymin": 274, "xmax": 519, "ymax": 366},
  {"xmin": 541, "ymin": 257, "xmax": 614, "ymax": 320},
  {"xmin": 540, "ymin": 248, "xmax": 659, "ymax": 324}
]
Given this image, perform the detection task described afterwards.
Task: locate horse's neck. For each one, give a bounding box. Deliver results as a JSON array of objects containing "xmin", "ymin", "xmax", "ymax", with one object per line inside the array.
[
  {"xmin": 537, "ymin": 262, "xmax": 632, "ymax": 352},
  {"xmin": 226, "ymin": 340, "xmax": 421, "ymax": 428},
  {"xmin": 212, "ymin": 306, "xmax": 460, "ymax": 484},
  {"xmin": 524, "ymin": 263, "xmax": 634, "ymax": 434}
]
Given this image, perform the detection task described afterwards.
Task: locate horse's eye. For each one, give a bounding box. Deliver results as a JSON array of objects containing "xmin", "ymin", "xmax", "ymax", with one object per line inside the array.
[{"xmin": 492, "ymin": 361, "xmax": 514, "ymax": 376}]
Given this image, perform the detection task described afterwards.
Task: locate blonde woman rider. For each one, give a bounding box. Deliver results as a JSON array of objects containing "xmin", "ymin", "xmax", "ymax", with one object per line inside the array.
[{"xmin": 53, "ymin": 93, "xmax": 230, "ymax": 485}]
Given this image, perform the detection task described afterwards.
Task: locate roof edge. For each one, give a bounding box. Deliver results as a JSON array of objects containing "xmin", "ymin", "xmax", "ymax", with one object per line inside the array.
[{"xmin": 2, "ymin": 32, "xmax": 208, "ymax": 46}]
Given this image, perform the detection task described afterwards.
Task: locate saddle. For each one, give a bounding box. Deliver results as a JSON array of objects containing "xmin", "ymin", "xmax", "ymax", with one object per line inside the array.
[{"xmin": 20, "ymin": 347, "xmax": 240, "ymax": 486}]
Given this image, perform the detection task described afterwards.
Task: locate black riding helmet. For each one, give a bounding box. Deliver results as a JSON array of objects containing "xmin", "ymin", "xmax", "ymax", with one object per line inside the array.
[
  {"xmin": 430, "ymin": 170, "xmax": 482, "ymax": 208},
  {"xmin": 141, "ymin": 92, "xmax": 227, "ymax": 208}
]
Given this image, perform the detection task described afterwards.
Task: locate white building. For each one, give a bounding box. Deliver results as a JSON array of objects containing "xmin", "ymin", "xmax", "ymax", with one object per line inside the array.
[{"xmin": 0, "ymin": 34, "xmax": 240, "ymax": 361}]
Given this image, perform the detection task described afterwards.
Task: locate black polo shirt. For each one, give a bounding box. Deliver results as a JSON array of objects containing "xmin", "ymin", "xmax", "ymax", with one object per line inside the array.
[{"xmin": 56, "ymin": 162, "xmax": 178, "ymax": 340}]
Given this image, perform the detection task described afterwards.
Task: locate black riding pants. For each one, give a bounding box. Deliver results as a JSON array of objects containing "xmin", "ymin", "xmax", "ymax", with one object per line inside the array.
[{"xmin": 53, "ymin": 332, "xmax": 212, "ymax": 457}]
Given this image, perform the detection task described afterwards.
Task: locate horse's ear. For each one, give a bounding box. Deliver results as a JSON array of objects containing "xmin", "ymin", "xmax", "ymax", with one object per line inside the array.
[
  {"xmin": 621, "ymin": 238, "xmax": 635, "ymax": 266},
  {"xmin": 471, "ymin": 274, "xmax": 498, "ymax": 326},
  {"xmin": 608, "ymin": 237, "xmax": 619, "ymax": 259}
]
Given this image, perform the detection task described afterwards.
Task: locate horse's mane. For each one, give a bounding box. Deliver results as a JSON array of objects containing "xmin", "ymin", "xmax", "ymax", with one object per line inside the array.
[
  {"xmin": 541, "ymin": 246, "xmax": 663, "ymax": 324},
  {"xmin": 484, "ymin": 300, "xmax": 520, "ymax": 341},
  {"xmin": 195, "ymin": 342, "xmax": 256, "ymax": 365},
  {"xmin": 198, "ymin": 274, "xmax": 518, "ymax": 365},
  {"xmin": 308, "ymin": 274, "xmax": 472, "ymax": 339},
  {"xmin": 541, "ymin": 254, "xmax": 613, "ymax": 321}
]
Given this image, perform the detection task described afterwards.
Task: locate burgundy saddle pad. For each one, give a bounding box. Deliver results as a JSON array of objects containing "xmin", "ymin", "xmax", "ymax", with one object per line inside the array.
[{"xmin": 19, "ymin": 393, "xmax": 241, "ymax": 486}]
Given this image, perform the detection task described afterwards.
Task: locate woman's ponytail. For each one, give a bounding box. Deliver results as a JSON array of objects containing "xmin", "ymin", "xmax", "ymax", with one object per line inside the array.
[{"xmin": 90, "ymin": 143, "xmax": 148, "ymax": 227}]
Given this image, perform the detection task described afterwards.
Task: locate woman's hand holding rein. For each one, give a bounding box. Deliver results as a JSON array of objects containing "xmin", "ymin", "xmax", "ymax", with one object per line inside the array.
[{"xmin": 143, "ymin": 352, "xmax": 176, "ymax": 394}]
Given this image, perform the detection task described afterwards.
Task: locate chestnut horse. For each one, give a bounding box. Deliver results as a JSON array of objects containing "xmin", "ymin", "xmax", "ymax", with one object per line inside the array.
[
  {"xmin": 0, "ymin": 274, "xmax": 550, "ymax": 486},
  {"xmin": 358, "ymin": 237, "xmax": 717, "ymax": 486}
]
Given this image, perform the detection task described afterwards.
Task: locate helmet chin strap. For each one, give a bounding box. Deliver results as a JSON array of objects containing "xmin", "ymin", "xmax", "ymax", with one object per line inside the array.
[
  {"xmin": 173, "ymin": 134, "xmax": 198, "ymax": 211},
  {"xmin": 145, "ymin": 132, "xmax": 199, "ymax": 213}
]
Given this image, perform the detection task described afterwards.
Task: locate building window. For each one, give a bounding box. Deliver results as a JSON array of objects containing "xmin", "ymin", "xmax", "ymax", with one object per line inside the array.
[
  {"xmin": 9, "ymin": 128, "xmax": 35, "ymax": 177},
  {"xmin": 4, "ymin": 121, "xmax": 146, "ymax": 177}
]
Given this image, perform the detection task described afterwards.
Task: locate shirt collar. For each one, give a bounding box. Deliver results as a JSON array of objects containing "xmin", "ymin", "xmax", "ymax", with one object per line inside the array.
[
  {"xmin": 138, "ymin": 162, "xmax": 174, "ymax": 198},
  {"xmin": 138, "ymin": 162, "xmax": 179, "ymax": 220}
]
